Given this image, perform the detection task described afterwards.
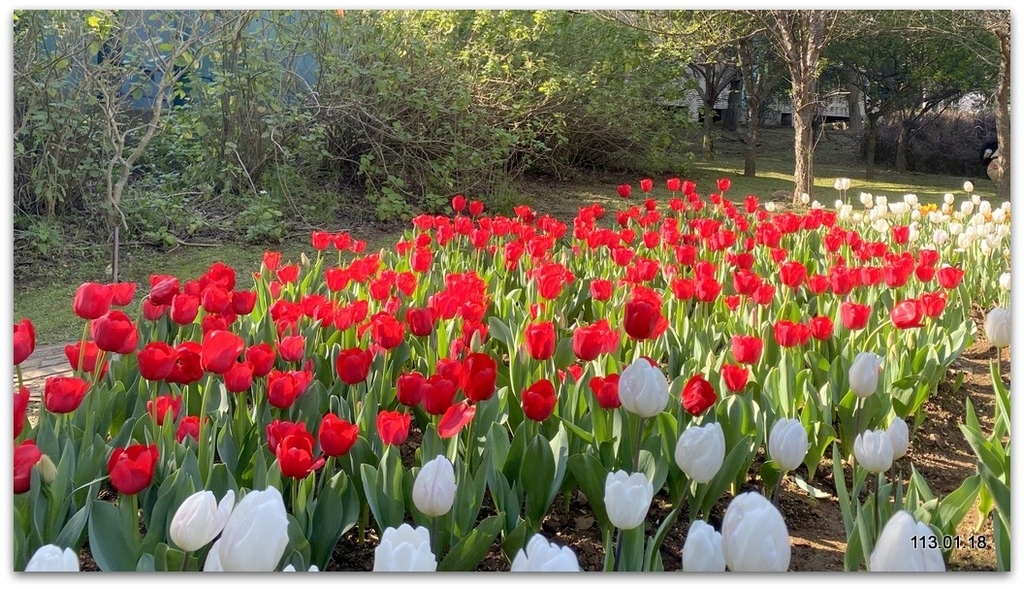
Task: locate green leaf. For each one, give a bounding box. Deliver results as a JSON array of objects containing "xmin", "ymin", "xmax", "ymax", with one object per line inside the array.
[
  {"xmin": 438, "ymin": 514, "xmax": 504, "ymax": 571},
  {"xmin": 309, "ymin": 471, "xmax": 359, "ymax": 568},
  {"xmin": 566, "ymin": 453, "xmax": 610, "ymax": 530},
  {"xmin": 87, "ymin": 499, "xmax": 139, "ymax": 571},
  {"xmin": 521, "ymin": 433, "xmax": 556, "ymax": 524}
]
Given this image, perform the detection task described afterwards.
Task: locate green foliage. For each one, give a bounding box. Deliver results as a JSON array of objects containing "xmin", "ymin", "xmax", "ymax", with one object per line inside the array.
[{"xmin": 236, "ymin": 199, "xmax": 287, "ymax": 245}]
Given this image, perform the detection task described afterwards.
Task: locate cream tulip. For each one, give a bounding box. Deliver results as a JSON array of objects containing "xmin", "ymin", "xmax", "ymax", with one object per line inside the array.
[
  {"xmin": 618, "ymin": 357, "xmax": 669, "ymax": 418},
  {"xmin": 849, "ymin": 352, "xmax": 883, "ymax": 398},
  {"xmin": 854, "ymin": 429, "xmax": 894, "ymax": 473},
  {"xmin": 768, "ymin": 418, "xmax": 809, "ymax": 472},
  {"xmin": 603, "ymin": 470, "xmax": 653, "ymax": 530},
  {"xmin": 25, "ymin": 544, "xmax": 80, "ymax": 572},
  {"xmin": 721, "ymin": 492, "xmax": 790, "ymax": 571},
  {"xmin": 674, "ymin": 421, "xmax": 726, "ymax": 484},
  {"xmin": 373, "ymin": 523, "xmax": 437, "ymax": 571},
  {"xmin": 207, "ymin": 487, "xmax": 289, "ymax": 571},
  {"xmin": 985, "ymin": 306, "xmax": 1011, "ymax": 348},
  {"xmin": 869, "ymin": 511, "xmax": 945, "ymax": 571},
  {"xmin": 510, "ymin": 534, "xmax": 580, "ymax": 572},
  {"xmin": 412, "ymin": 454, "xmax": 457, "ymax": 517},
  {"xmin": 169, "ymin": 489, "xmax": 235, "ymax": 552},
  {"xmin": 681, "ymin": 520, "xmax": 725, "ymax": 572}
]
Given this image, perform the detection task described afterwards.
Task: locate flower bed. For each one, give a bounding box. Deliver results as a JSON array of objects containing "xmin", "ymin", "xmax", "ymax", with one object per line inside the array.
[{"xmin": 13, "ymin": 177, "xmax": 1011, "ymax": 572}]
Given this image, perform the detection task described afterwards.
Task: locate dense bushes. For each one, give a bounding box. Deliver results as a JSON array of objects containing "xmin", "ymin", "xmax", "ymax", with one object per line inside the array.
[
  {"xmin": 869, "ymin": 109, "xmax": 997, "ymax": 177},
  {"xmin": 13, "ymin": 9, "xmax": 694, "ymax": 251}
]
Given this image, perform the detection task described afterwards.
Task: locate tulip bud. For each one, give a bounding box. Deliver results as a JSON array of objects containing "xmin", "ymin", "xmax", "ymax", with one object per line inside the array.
[
  {"xmin": 854, "ymin": 429, "xmax": 894, "ymax": 473},
  {"xmin": 170, "ymin": 490, "xmax": 236, "ymax": 552},
  {"xmin": 768, "ymin": 418, "xmax": 809, "ymax": 472},
  {"xmin": 869, "ymin": 511, "xmax": 945, "ymax": 571},
  {"xmin": 999, "ymin": 272, "xmax": 1011, "ymax": 291},
  {"xmin": 373, "ymin": 523, "xmax": 437, "ymax": 571},
  {"xmin": 412, "ymin": 455, "xmax": 457, "ymax": 517},
  {"xmin": 603, "ymin": 471, "xmax": 653, "ymax": 530},
  {"xmin": 618, "ymin": 356, "xmax": 669, "ymax": 418},
  {"xmin": 206, "ymin": 487, "xmax": 288, "ymax": 571},
  {"xmin": 681, "ymin": 520, "xmax": 725, "ymax": 572},
  {"xmin": 849, "ymin": 352, "xmax": 883, "ymax": 398},
  {"xmin": 511, "ymin": 534, "xmax": 580, "ymax": 572},
  {"xmin": 963, "ymin": 181, "xmax": 974, "ymax": 193},
  {"xmin": 35, "ymin": 453, "xmax": 58, "ymax": 485},
  {"xmin": 24, "ymin": 544, "xmax": 80, "ymax": 572},
  {"xmin": 985, "ymin": 306, "xmax": 1011, "ymax": 348},
  {"xmin": 721, "ymin": 492, "xmax": 791, "ymax": 571},
  {"xmin": 887, "ymin": 418, "xmax": 910, "ymax": 460},
  {"xmin": 674, "ymin": 422, "xmax": 726, "ymax": 484}
]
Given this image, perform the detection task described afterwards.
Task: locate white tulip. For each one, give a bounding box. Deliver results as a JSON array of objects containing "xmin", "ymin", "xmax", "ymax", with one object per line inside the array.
[
  {"xmin": 854, "ymin": 429, "xmax": 894, "ymax": 473},
  {"xmin": 768, "ymin": 418, "xmax": 809, "ymax": 472},
  {"xmin": 170, "ymin": 490, "xmax": 235, "ymax": 552},
  {"xmin": 841, "ymin": 177, "xmax": 851, "ymax": 191},
  {"xmin": 618, "ymin": 356, "xmax": 669, "ymax": 418},
  {"xmin": 412, "ymin": 455, "xmax": 457, "ymax": 518},
  {"xmin": 943, "ymin": 193, "xmax": 955, "ymax": 205},
  {"xmin": 25, "ymin": 544, "xmax": 80, "ymax": 572},
  {"xmin": 849, "ymin": 352, "xmax": 883, "ymax": 398},
  {"xmin": 903, "ymin": 193, "xmax": 918, "ymax": 207},
  {"xmin": 373, "ymin": 523, "xmax": 437, "ymax": 571},
  {"xmin": 603, "ymin": 471, "xmax": 653, "ymax": 530},
  {"xmin": 765, "ymin": 202, "xmax": 776, "ymax": 213},
  {"xmin": 985, "ymin": 306, "xmax": 1011, "ymax": 348},
  {"xmin": 979, "ymin": 200, "xmax": 992, "ymax": 215},
  {"xmin": 963, "ymin": 180, "xmax": 974, "ymax": 193},
  {"xmin": 721, "ymin": 492, "xmax": 790, "ymax": 571},
  {"xmin": 869, "ymin": 511, "xmax": 945, "ymax": 571},
  {"xmin": 887, "ymin": 418, "xmax": 910, "ymax": 460},
  {"xmin": 209, "ymin": 487, "xmax": 289, "ymax": 571},
  {"xmin": 860, "ymin": 192, "xmax": 874, "ymax": 208},
  {"xmin": 971, "ymin": 193, "xmax": 981, "ymax": 206},
  {"xmin": 510, "ymin": 534, "xmax": 580, "ymax": 572},
  {"xmin": 800, "ymin": 193, "xmax": 810, "ymax": 205},
  {"xmin": 999, "ymin": 272, "xmax": 1011, "ymax": 291},
  {"xmin": 834, "ymin": 179, "xmax": 844, "ymax": 191},
  {"xmin": 674, "ymin": 422, "xmax": 726, "ymax": 484},
  {"xmin": 960, "ymin": 201, "xmax": 974, "ymax": 216},
  {"xmin": 681, "ymin": 520, "xmax": 726, "ymax": 572}
]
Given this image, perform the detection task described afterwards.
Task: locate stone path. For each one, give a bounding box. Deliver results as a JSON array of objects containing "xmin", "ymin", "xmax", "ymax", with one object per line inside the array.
[{"xmin": 14, "ymin": 343, "xmax": 73, "ymax": 401}]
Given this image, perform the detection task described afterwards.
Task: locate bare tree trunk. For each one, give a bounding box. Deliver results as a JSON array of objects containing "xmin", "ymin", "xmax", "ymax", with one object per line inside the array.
[
  {"xmin": 793, "ymin": 95, "xmax": 816, "ymax": 200},
  {"xmin": 865, "ymin": 113, "xmax": 879, "ymax": 179},
  {"xmin": 744, "ymin": 99, "xmax": 762, "ymax": 177},
  {"xmin": 845, "ymin": 81, "xmax": 863, "ymax": 136},
  {"xmin": 994, "ymin": 23, "xmax": 1010, "ymax": 200},
  {"xmin": 723, "ymin": 75, "xmax": 742, "ymax": 132},
  {"xmin": 895, "ymin": 122, "xmax": 911, "ymax": 173},
  {"xmin": 702, "ymin": 98, "xmax": 716, "ymax": 159}
]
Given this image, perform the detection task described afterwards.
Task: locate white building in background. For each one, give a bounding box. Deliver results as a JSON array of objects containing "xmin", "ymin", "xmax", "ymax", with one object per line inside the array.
[{"xmin": 675, "ymin": 86, "xmax": 854, "ymax": 127}]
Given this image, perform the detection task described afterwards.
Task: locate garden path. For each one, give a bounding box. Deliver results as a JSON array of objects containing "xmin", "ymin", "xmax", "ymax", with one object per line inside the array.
[{"xmin": 15, "ymin": 343, "xmax": 72, "ymax": 402}]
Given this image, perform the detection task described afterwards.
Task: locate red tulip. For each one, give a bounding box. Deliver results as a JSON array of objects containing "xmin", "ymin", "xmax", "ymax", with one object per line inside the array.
[
  {"xmin": 149, "ymin": 274, "xmax": 180, "ymax": 306},
  {"xmin": 809, "ymin": 315, "xmax": 834, "ymax": 340},
  {"xmin": 915, "ymin": 263, "xmax": 936, "ymax": 283},
  {"xmin": 223, "ymin": 361, "xmax": 255, "ymax": 393},
  {"xmin": 617, "ymin": 184, "xmax": 632, "ymax": 199},
  {"xmin": 681, "ymin": 374, "xmax": 717, "ymax": 416},
  {"xmin": 694, "ymin": 275, "xmax": 722, "ymax": 303},
  {"xmin": 319, "ymin": 414, "xmax": 359, "ymax": 458},
  {"xmin": 336, "ymin": 347, "xmax": 373, "ymax": 385},
  {"xmin": 146, "ymin": 395, "xmax": 182, "ymax": 426},
  {"xmin": 731, "ymin": 335, "xmax": 763, "ymax": 365},
  {"xmin": 14, "ymin": 386, "xmax": 30, "ymax": 439},
  {"xmin": 142, "ymin": 299, "xmax": 168, "ymax": 321},
  {"xmin": 522, "ymin": 379, "xmax": 558, "ymax": 421},
  {"xmin": 451, "ymin": 194, "xmax": 467, "ymax": 213},
  {"xmin": 721, "ymin": 364, "xmax": 749, "ymax": 393},
  {"xmin": 779, "ymin": 261, "xmax": 808, "ymax": 289},
  {"xmin": 422, "ymin": 375, "xmax": 458, "ymax": 416},
  {"xmin": 841, "ymin": 302, "xmax": 872, "ymax": 331},
  {"xmin": 937, "ymin": 266, "xmax": 965, "ymax": 289},
  {"xmin": 774, "ymin": 320, "xmax": 812, "ymax": 348},
  {"xmin": 370, "ymin": 312, "xmax": 405, "ymax": 350},
  {"xmin": 589, "ymin": 279, "xmax": 614, "ymax": 301},
  {"xmin": 278, "ymin": 335, "xmax": 305, "ymax": 363},
  {"xmin": 107, "ymin": 444, "xmax": 158, "ymax": 495},
  {"xmin": 717, "ymin": 178, "xmax": 731, "ymax": 193},
  {"xmin": 137, "ymin": 341, "xmax": 176, "ymax": 381},
  {"xmin": 170, "ymin": 294, "xmax": 200, "ymax": 325},
  {"xmin": 73, "ymin": 282, "xmax": 114, "ymax": 320},
  {"xmin": 572, "ymin": 320, "xmax": 617, "ymax": 362},
  {"xmin": 64, "ymin": 340, "xmax": 105, "ymax": 376},
  {"xmin": 588, "ymin": 374, "xmax": 621, "ymax": 409},
  {"xmin": 200, "ymin": 285, "xmax": 231, "ymax": 314},
  {"xmin": 807, "ymin": 274, "xmax": 829, "ymax": 295},
  {"xmin": 90, "ymin": 310, "xmax": 138, "ymax": 355},
  {"xmin": 176, "ymin": 415, "xmax": 201, "ymax": 443},
  {"xmin": 640, "ymin": 178, "xmax": 653, "ymax": 193},
  {"xmin": 43, "ymin": 376, "xmax": 90, "ymax": 413},
  {"xmin": 462, "ymin": 353, "xmax": 497, "ymax": 402},
  {"xmin": 623, "ymin": 297, "xmax": 660, "ymax": 341},
  {"xmin": 267, "ymin": 369, "xmax": 312, "ymax": 409},
  {"xmin": 469, "ymin": 199, "xmax": 485, "ymax": 216},
  {"xmin": 438, "ymin": 401, "xmax": 476, "ymax": 439},
  {"xmin": 312, "ymin": 231, "xmax": 332, "ymax": 251},
  {"xmin": 396, "ymin": 371, "xmax": 426, "ymax": 407},
  {"xmin": 277, "ymin": 429, "xmax": 325, "ymax": 479},
  {"xmin": 920, "ymin": 292, "xmax": 948, "ymax": 318},
  {"xmin": 246, "ymin": 343, "xmax": 277, "ymax": 378},
  {"xmin": 891, "ymin": 225, "xmax": 910, "ymax": 245},
  {"xmin": 13, "ymin": 319, "xmax": 35, "ymax": 365},
  {"xmin": 405, "ymin": 307, "xmax": 436, "ymax": 337},
  {"xmin": 377, "ymin": 410, "xmax": 411, "ymax": 446},
  {"xmin": 231, "ymin": 290, "xmax": 257, "ymax": 315},
  {"xmin": 276, "ymin": 264, "xmax": 300, "ymax": 284},
  {"xmin": 14, "ymin": 440, "xmax": 43, "ymax": 494},
  {"xmin": 266, "ymin": 419, "xmax": 307, "ymax": 453},
  {"xmin": 666, "ymin": 177, "xmax": 682, "ymax": 192},
  {"xmin": 201, "ymin": 330, "xmax": 244, "ymax": 374},
  {"xmin": 524, "ymin": 321, "xmax": 556, "ymax": 361},
  {"xmin": 890, "ymin": 299, "xmax": 924, "ymax": 329},
  {"xmin": 167, "ymin": 342, "xmax": 204, "ymax": 385}
]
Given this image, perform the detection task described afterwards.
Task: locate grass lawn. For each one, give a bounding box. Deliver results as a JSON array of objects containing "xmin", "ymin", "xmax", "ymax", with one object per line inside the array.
[{"xmin": 12, "ymin": 125, "xmax": 1002, "ymax": 345}]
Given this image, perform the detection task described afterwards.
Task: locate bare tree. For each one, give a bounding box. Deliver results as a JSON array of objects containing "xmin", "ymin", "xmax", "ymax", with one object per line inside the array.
[{"xmin": 754, "ymin": 10, "xmax": 840, "ymax": 203}]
